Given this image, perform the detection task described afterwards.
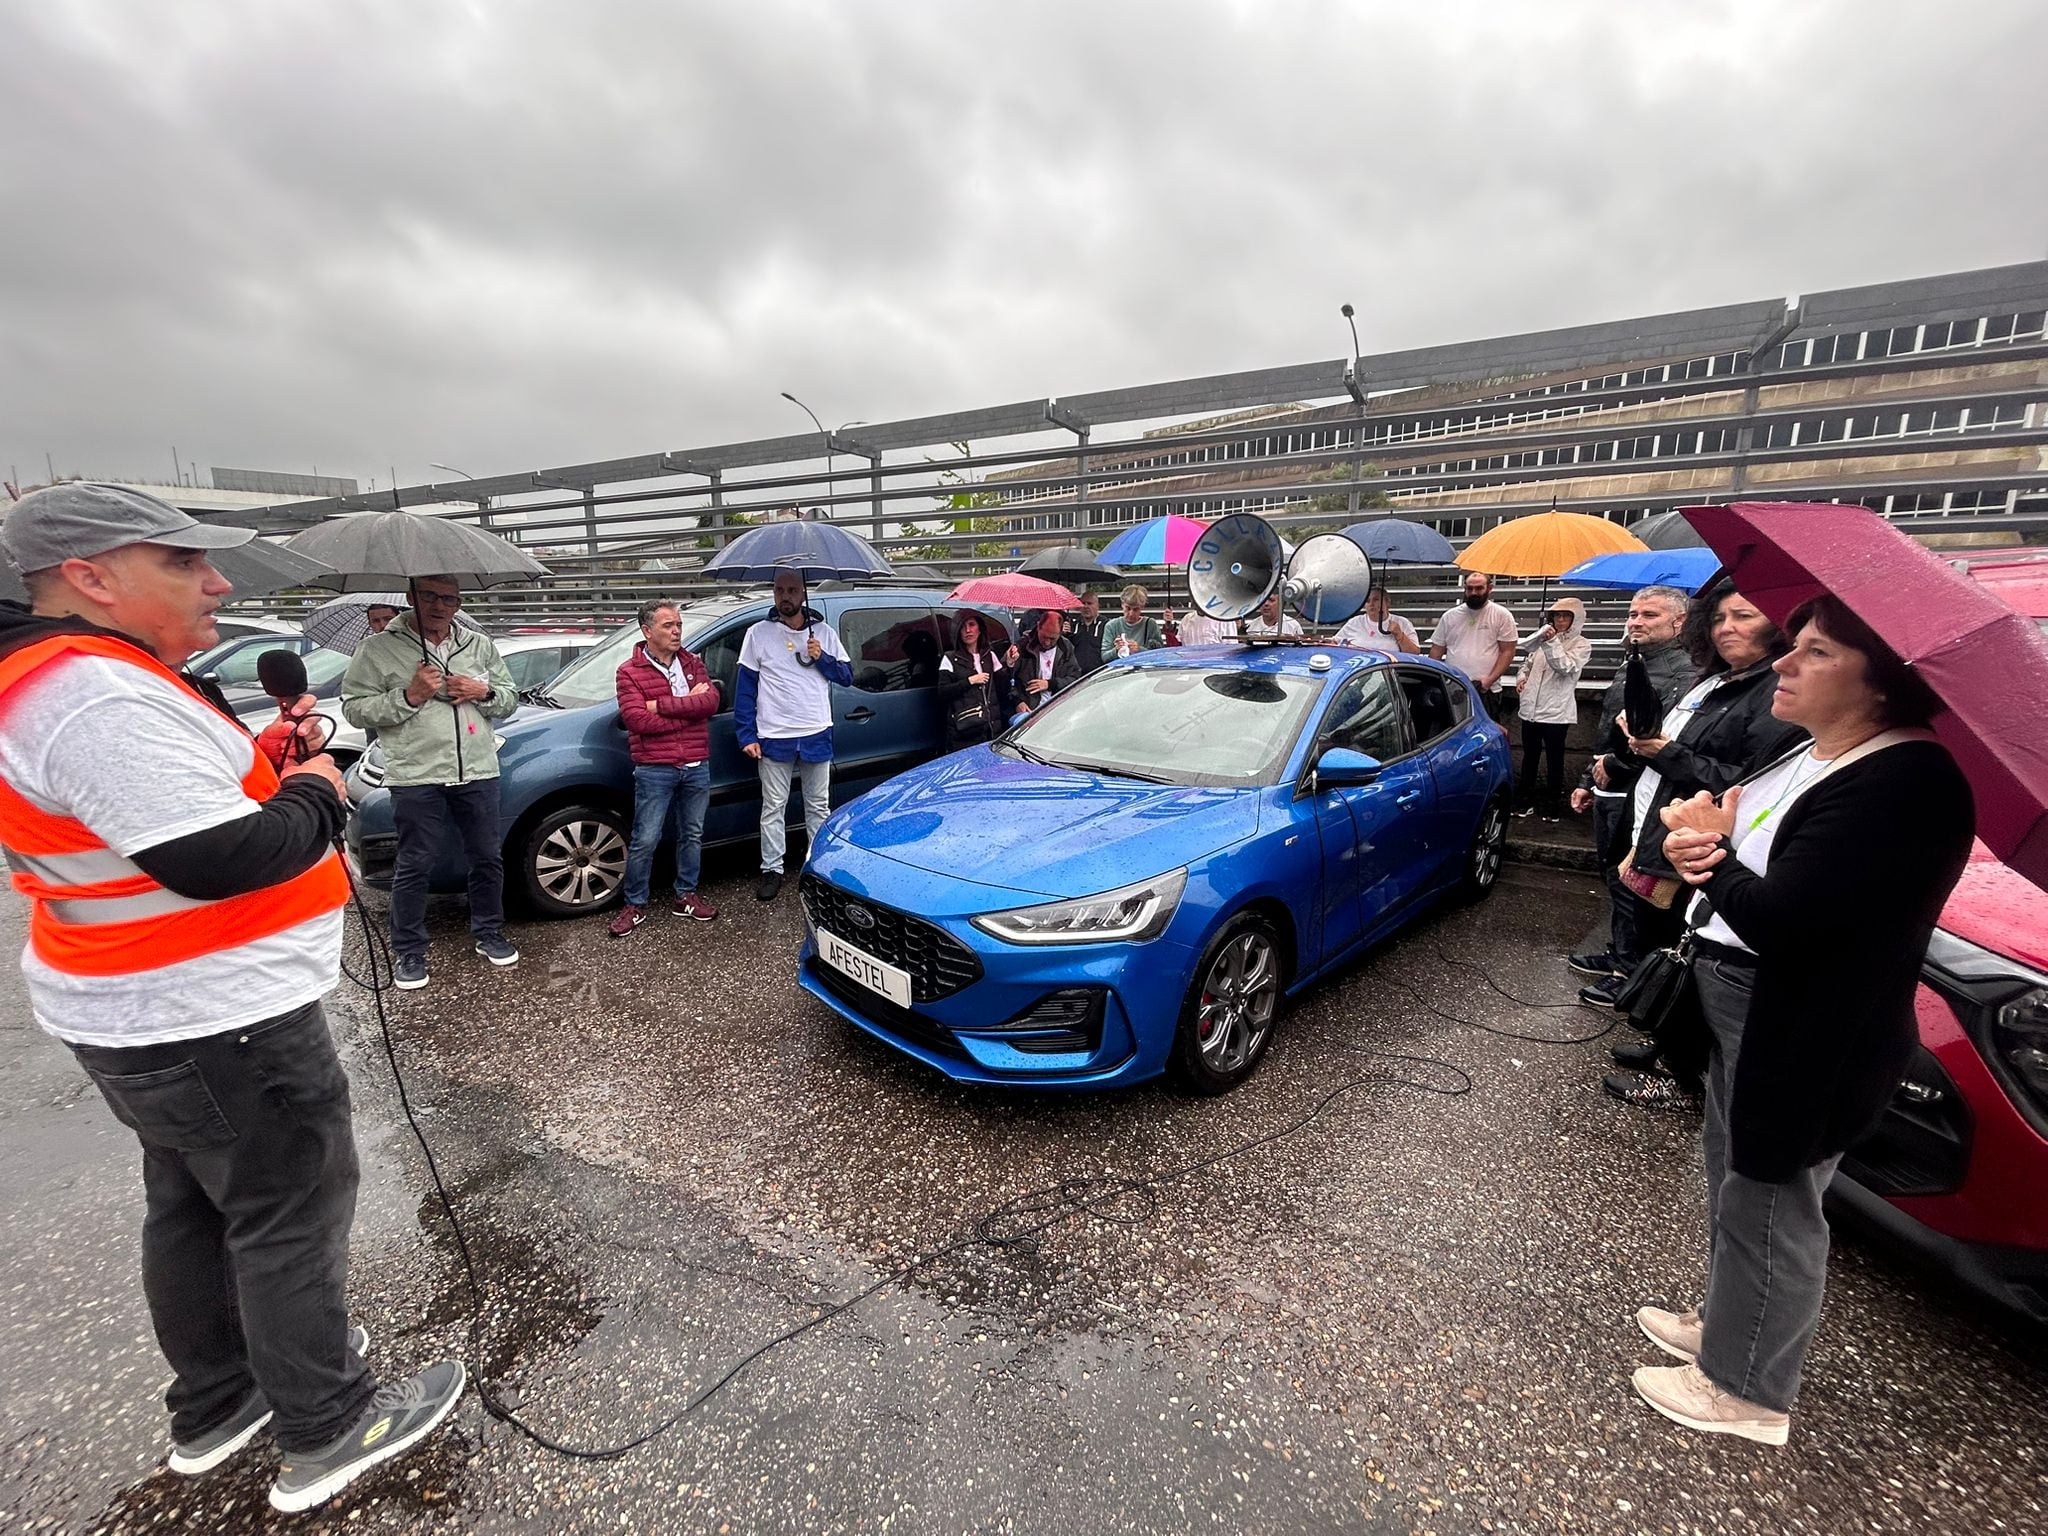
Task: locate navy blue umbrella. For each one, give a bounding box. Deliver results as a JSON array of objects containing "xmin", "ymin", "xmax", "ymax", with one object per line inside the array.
[
  {"xmin": 1339, "ymin": 519, "xmax": 1456, "ymax": 565},
  {"xmin": 702, "ymin": 518, "xmax": 892, "ymax": 582}
]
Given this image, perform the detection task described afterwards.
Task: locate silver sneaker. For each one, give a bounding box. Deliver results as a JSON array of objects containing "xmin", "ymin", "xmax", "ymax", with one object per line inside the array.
[{"xmin": 268, "ymin": 1359, "xmax": 465, "ymax": 1513}]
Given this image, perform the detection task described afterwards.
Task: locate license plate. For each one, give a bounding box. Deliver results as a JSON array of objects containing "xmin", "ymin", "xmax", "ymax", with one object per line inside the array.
[{"xmin": 816, "ymin": 927, "xmax": 913, "ymax": 1008}]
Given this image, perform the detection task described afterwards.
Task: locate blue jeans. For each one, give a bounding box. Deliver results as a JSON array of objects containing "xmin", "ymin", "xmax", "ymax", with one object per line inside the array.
[
  {"xmin": 624, "ymin": 762, "xmax": 710, "ymax": 906},
  {"xmin": 389, "ymin": 778, "xmax": 504, "ymax": 961}
]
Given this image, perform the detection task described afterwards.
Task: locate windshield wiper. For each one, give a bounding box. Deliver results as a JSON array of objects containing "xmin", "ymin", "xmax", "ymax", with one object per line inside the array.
[
  {"xmin": 522, "ymin": 688, "xmax": 563, "ymax": 709},
  {"xmin": 1005, "ymin": 740, "xmax": 1054, "ymax": 766},
  {"xmin": 1053, "ymin": 759, "xmax": 1172, "ymax": 784}
]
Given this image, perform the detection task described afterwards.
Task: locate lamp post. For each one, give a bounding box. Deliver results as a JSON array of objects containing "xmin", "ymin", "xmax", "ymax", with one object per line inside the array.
[
  {"xmin": 1339, "ymin": 304, "xmax": 1366, "ymax": 521},
  {"xmin": 780, "ymin": 391, "xmax": 835, "ymax": 516},
  {"xmin": 429, "ymin": 462, "xmax": 495, "ymax": 533}
]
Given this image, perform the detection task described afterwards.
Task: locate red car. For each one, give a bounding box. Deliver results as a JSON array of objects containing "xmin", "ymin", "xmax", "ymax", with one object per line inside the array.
[{"xmin": 1830, "ymin": 550, "xmax": 2048, "ymax": 1324}]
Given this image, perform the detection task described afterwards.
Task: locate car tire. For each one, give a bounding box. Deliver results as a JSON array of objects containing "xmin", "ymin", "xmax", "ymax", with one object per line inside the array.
[
  {"xmin": 1169, "ymin": 912, "xmax": 1284, "ymax": 1095},
  {"xmin": 1460, "ymin": 794, "xmax": 1508, "ymax": 900},
  {"xmin": 519, "ymin": 803, "xmax": 630, "ymax": 918}
]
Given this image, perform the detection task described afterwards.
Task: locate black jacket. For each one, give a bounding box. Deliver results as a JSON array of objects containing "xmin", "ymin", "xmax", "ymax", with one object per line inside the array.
[
  {"xmin": 1013, "ymin": 636, "xmax": 1081, "ymax": 712},
  {"xmin": 937, "ymin": 646, "xmax": 1006, "ymax": 746},
  {"xmin": 1693, "ymin": 739, "xmax": 1974, "ymax": 1182},
  {"xmin": 1581, "ymin": 638, "xmax": 1695, "ymax": 794},
  {"xmin": 1066, "ymin": 617, "xmax": 1106, "ymax": 675},
  {"xmin": 1630, "ymin": 661, "xmax": 1808, "ymax": 877}
]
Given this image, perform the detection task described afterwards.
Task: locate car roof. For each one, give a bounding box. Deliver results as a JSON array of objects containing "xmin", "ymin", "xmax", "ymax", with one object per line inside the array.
[{"xmin": 1118, "ymin": 642, "xmax": 1426, "ymax": 680}]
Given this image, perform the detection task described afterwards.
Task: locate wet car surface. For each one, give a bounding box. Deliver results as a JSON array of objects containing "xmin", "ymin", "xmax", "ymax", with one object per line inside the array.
[{"xmin": 3, "ymin": 860, "xmax": 2044, "ymax": 1534}]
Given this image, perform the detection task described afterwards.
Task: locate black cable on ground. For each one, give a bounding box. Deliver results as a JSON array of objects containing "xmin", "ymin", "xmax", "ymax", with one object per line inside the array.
[{"xmin": 335, "ymin": 872, "xmax": 1605, "ymax": 1461}]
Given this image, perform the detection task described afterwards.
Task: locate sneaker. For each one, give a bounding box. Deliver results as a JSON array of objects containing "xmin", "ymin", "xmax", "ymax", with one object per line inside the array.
[
  {"xmin": 268, "ymin": 1360, "xmax": 467, "ymax": 1513},
  {"xmin": 608, "ymin": 904, "xmax": 647, "ymax": 939},
  {"xmin": 1579, "ymin": 976, "xmax": 1625, "ymax": 1009},
  {"xmin": 1567, "ymin": 950, "xmax": 1619, "ymax": 978},
  {"xmin": 674, "ymin": 891, "xmax": 719, "ymax": 922},
  {"xmin": 1603, "ymin": 1070, "xmax": 1696, "ymax": 1111},
  {"xmin": 1610, "ymin": 1037, "xmax": 1660, "ymax": 1069},
  {"xmin": 167, "ymin": 1325, "xmax": 370, "ymax": 1475},
  {"xmin": 1631, "ymin": 1361, "xmax": 1789, "ymax": 1446},
  {"xmin": 1637, "ymin": 1305, "xmax": 1703, "ymax": 1363},
  {"xmin": 474, "ymin": 935, "xmax": 520, "ymax": 966},
  {"xmin": 392, "ymin": 954, "xmax": 428, "ymax": 991},
  {"xmin": 1512, "ymin": 804, "xmax": 1538, "ymax": 819},
  {"xmin": 754, "ymin": 871, "xmax": 783, "ymax": 902}
]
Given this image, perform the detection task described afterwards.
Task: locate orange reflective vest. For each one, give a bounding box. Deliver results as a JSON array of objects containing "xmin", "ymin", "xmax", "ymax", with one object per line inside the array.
[{"xmin": 0, "ymin": 632, "xmax": 350, "ymax": 977}]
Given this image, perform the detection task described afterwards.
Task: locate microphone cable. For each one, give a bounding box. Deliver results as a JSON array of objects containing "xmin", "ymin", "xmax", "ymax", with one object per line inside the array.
[{"xmin": 333, "ymin": 862, "xmax": 1620, "ymax": 1460}]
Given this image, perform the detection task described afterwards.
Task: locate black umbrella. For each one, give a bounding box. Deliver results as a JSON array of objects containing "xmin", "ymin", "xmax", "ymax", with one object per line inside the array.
[
  {"xmin": 1016, "ymin": 545, "xmax": 1121, "ymax": 585},
  {"xmin": 1628, "ymin": 511, "xmax": 1709, "ymax": 551},
  {"xmin": 1622, "ymin": 643, "xmax": 1665, "ymax": 738}
]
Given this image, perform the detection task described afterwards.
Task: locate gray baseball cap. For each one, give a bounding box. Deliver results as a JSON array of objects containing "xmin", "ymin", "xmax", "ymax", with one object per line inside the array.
[{"xmin": 1, "ymin": 482, "xmax": 254, "ymax": 576}]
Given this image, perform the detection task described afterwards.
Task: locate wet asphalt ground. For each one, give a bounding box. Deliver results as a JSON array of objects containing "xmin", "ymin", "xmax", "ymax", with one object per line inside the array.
[{"xmin": 3, "ymin": 854, "xmax": 2045, "ymax": 1535}]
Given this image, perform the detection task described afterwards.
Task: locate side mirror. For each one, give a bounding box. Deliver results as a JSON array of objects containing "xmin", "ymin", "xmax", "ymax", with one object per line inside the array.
[{"xmin": 1316, "ymin": 746, "xmax": 1383, "ymax": 787}]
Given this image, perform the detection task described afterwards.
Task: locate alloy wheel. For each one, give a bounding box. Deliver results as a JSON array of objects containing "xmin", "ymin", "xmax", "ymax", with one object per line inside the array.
[
  {"xmin": 1470, "ymin": 801, "xmax": 1506, "ymax": 891},
  {"xmin": 1195, "ymin": 929, "xmax": 1279, "ymax": 1075}
]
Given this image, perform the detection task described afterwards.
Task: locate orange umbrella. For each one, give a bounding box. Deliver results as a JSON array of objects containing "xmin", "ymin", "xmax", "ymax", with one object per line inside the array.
[{"xmin": 1455, "ymin": 510, "xmax": 1647, "ymax": 578}]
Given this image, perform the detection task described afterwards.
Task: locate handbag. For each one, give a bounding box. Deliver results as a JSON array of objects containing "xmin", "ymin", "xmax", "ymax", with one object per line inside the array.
[
  {"xmin": 1612, "ymin": 932, "xmax": 1709, "ymax": 1093},
  {"xmin": 947, "ymin": 652, "xmax": 995, "ymax": 735},
  {"xmin": 1616, "ymin": 847, "xmax": 1683, "ymax": 910}
]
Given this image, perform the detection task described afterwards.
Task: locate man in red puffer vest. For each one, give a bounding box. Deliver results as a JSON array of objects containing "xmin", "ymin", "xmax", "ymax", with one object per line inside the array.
[{"xmin": 609, "ymin": 597, "xmax": 721, "ymax": 937}]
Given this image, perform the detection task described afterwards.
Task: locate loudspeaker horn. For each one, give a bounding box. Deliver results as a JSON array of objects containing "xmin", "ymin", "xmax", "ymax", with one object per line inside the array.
[
  {"xmin": 1187, "ymin": 513, "xmax": 1285, "ymax": 621},
  {"xmin": 1280, "ymin": 533, "xmax": 1372, "ymax": 626}
]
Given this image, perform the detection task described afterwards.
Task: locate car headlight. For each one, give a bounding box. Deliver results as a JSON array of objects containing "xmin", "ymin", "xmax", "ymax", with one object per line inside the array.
[
  {"xmin": 972, "ymin": 868, "xmax": 1187, "ymax": 946},
  {"xmin": 1995, "ymin": 986, "xmax": 2048, "ymax": 1110}
]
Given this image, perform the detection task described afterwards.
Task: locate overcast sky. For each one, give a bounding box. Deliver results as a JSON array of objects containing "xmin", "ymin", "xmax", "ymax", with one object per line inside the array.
[{"xmin": 5, "ymin": 0, "xmax": 2046, "ymax": 494}]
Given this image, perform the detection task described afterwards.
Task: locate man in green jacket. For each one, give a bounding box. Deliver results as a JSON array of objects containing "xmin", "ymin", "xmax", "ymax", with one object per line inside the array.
[{"xmin": 340, "ymin": 575, "xmax": 521, "ymax": 989}]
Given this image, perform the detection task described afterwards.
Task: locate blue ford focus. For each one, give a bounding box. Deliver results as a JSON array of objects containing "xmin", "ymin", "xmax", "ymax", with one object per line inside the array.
[{"xmin": 797, "ymin": 644, "xmax": 1513, "ymax": 1093}]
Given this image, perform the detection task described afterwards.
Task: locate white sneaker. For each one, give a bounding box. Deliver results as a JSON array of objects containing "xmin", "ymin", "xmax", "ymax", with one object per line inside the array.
[{"xmin": 1632, "ymin": 1362, "xmax": 1790, "ymax": 1446}]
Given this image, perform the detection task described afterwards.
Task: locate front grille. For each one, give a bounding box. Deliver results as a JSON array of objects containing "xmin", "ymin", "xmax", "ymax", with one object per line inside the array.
[
  {"xmin": 800, "ymin": 875, "xmax": 983, "ymax": 1003},
  {"xmin": 809, "ymin": 959, "xmax": 964, "ymax": 1059}
]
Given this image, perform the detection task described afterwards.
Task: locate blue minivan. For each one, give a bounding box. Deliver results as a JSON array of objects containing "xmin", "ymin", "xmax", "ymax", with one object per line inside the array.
[{"xmin": 343, "ymin": 589, "xmax": 1012, "ymax": 916}]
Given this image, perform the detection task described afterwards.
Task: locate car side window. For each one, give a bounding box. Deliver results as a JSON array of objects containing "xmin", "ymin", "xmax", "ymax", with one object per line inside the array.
[
  {"xmin": 1394, "ymin": 667, "xmax": 1463, "ymax": 746},
  {"xmin": 839, "ymin": 606, "xmax": 942, "ymax": 693},
  {"xmin": 1319, "ymin": 670, "xmax": 1406, "ymax": 761},
  {"xmin": 692, "ymin": 626, "xmax": 746, "ymax": 714}
]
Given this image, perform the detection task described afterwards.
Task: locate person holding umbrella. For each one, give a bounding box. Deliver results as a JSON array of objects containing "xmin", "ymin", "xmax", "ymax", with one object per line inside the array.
[
  {"xmin": 340, "ymin": 575, "xmax": 522, "ymax": 988},
  {"xmin": 736, "ymin": 569, "xmax": 853, "ymax": 902},
  {"xmin": 1633, "ymin": 593, "xmax": 1973, "ymax": 1445}
]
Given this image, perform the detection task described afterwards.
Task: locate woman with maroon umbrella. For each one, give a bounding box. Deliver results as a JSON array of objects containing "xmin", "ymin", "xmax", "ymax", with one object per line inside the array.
[{"xmin": 1632, "ymin": 593, "xmax": 1974, "ymax": 1445}]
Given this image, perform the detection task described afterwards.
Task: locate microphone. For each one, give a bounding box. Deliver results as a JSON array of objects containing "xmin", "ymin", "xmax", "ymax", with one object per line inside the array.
[{"xmin": 254, "ymin": 649, "xmax": 318, "ymax": 766}]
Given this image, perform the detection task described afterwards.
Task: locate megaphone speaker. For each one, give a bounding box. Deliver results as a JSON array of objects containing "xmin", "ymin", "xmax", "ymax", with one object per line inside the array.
[{"xmin": 1187, "ymin": 513, "xmax": 1285, "ymax": 621}]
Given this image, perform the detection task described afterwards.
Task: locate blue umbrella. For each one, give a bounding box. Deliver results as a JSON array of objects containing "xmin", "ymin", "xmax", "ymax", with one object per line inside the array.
[
  {"xmin": 702, "ymin": 518, "xmax": 892, "ymax": 582},
  {"xmin": 1561, "ymin": 547, "xmax": 1722, "ymax": 593},
  {"xmin": 1339, "ymin": 519, "xmax": 1455, "ymax": 565}
]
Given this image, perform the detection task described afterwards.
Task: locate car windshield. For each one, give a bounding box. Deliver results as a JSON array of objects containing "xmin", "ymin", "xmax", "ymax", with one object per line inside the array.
[
  {"xmin": 541, "ymin": 597, "xmax": 756, "ymax": 707},
  {"xmin": 1000, "ymin": 665, "xmax": 1324, "ymax": 786}
]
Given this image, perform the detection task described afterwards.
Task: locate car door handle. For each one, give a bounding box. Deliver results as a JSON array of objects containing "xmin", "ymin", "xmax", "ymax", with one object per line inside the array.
[
  {"xmin": 1396, "ymin": 790, "xmax": 1423, "ymax": 807},
  {"xmin": 845, "ymin": 707, "xmax": 876, "ymax": 723},
  {"xmin": 1470, "ymin": 760, "xmax": 1488, "ymax": 773}
]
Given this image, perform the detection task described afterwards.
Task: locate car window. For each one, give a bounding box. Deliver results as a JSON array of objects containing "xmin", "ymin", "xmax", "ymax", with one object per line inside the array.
[
  {"xmin": 693, "ymin": 625, "xmax": 747, "ymax": 715},
  {"xmin": 1004, "ymin": 665, "xmax": 1324, "ymax": 787},
  {"xmin": 839, "ymin": 606, "xmax": 942, "ymax": 693},
  {"xmin": 1318, "ymin": 669, "xmax": 1406, "ymax": 761},
  {"xmin": 211, "ymin": 639, "xmax": 301, "ymax": 687},
  {"xmin": 503, "ymin": 647, "xmax": 562, "ymax": 691},
  {"xmin": 1394, "ymin": 667, "xmax": 1464, "ymax": 746},
  {"xmin": 303, "ymin": 649, "xmax": 351, "ymax": 689}
]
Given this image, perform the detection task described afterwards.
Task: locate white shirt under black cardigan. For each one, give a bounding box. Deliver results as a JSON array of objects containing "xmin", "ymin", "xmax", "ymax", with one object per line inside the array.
[{"xmin": 1688, "ymin": 739, "xmax": 1973, "ymax": 1183}]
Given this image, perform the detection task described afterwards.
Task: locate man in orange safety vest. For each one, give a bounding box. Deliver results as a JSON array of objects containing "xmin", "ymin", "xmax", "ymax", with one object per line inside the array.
[{"xmin": 0, "ymin": 484, "xmax": 463, "ymax": 1514}]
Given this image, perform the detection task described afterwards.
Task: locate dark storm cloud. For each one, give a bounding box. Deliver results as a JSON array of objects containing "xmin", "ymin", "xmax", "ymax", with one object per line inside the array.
[{"xmin": 3, "ymin": 0, "xmax": 2045, "ymax": 489}]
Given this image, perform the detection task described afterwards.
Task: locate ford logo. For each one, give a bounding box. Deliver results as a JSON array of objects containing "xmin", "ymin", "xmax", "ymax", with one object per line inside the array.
[{"xmin": 845, "ymin": 904, "xmax": 876, "ymax": 931}]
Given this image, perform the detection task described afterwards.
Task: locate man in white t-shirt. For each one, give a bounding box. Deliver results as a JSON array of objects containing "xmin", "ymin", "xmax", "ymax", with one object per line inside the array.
[
  {"xmin": 1332, "ymin": 587, "xmax": 1420, "ymax": 656},
  {"xmin": 735, "ymin": 569, "xmax": 853, "ymax": 902},
  {"xmin": 1430, "ymin": 571, "xmax": 1519, "ymax": 718},
  {"xmin": 1240, "ymin": 592, "xmax": 1304, "ymax": 638},
  {"xmin": 0, "ymin": 484, "xmax": 462, "ymax": 1512}
]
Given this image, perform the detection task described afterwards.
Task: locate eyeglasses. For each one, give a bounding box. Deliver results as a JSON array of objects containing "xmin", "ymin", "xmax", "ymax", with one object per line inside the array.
[{"xmin": 414, "ymin": 591, "xmax": 462, "ymax": 607}]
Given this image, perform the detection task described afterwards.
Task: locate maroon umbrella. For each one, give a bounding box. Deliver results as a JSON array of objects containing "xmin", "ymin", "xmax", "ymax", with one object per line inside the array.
[
  {"xmin": 1682, "ymin": 501, "xmax": 2048, "ymax": 893},
  {"xmin": 944, "ymin": 573, "xmax": 1081, "ymax": 611}
]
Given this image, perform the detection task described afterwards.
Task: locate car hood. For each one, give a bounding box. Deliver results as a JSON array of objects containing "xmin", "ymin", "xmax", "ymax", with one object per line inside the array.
[
  {"xmin": 1940, "ymin": 842, "xmax": 2048, "ymax": 975},
  {"xmin": 829, "ymin": 747, "xmax": 1262, "ymax": 899}
]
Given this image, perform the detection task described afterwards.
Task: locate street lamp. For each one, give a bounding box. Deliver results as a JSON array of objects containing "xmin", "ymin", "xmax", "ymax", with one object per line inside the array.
[
  {"xmin": 780, "ymin": 391, "xmax": 835, "ymax": 516},
  {"xmin": 1339, "ymin": 304, "xmax": 1366, "ymax": 520},
  {"xmin": 430, "ymin": 462, "xmax": 492, "ymax": 531}
]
